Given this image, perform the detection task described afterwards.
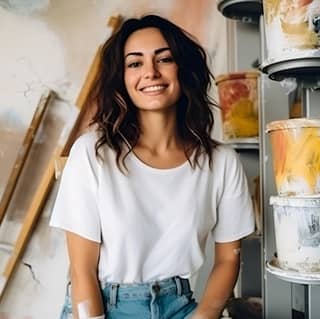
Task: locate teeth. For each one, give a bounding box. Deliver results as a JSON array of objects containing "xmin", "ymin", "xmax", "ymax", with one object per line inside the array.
[{"xmin": 142, "ymin": 85, "xmax": 165, "ymax": 92}]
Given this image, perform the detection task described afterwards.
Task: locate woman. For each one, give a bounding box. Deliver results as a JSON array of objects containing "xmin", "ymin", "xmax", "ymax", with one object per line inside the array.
[{"xmin": 50, "ymin": 14, "xmax": 255, "ymax": 319}]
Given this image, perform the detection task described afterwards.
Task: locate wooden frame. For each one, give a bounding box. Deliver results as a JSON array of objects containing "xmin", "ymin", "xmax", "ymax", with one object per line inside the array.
[
  {"xmin": 0, "ymin": 90, "xmax": 54, "ymax": 226},
  {"xmin": 0, "ymin": 15, "xmax": 123, "ymax": 300}
]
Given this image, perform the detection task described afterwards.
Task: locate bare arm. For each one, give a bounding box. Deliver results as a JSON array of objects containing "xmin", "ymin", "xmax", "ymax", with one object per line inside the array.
[
  {"xmin": 66, "ymin": 231, "xmax": 104, "ymax": 318},
  {"xmin": 192, "ymin": 240, "xmax": 241, "ymax": 319}
]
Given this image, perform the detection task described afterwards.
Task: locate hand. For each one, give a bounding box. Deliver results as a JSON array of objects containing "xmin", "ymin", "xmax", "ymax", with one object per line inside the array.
[
  {"xmin": 190, "ymin": 313, "xmax": 209, "ymax": 319},
  {"xmin": 190, "ymin": 310, "xmax": 222, "ymax": 319}
]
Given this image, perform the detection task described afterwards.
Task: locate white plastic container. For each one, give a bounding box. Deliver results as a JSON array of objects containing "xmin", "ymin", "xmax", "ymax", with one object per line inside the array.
[
  {"xmin": 266, "ymin": 118, "xmax": 320, "ymax": 196},
  {"xmin": 263, "ymin": 0, "xmax": 320, "ymax": 63},
  {"xmin": 270, "ymin": 196, "xmax": 320, "ymax": 273}
]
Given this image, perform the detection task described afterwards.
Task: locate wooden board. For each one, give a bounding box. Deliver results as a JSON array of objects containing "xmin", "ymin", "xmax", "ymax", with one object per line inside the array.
[{"xmin": 0, "ymin": 90, "xmax": 54, "ymax": 225}]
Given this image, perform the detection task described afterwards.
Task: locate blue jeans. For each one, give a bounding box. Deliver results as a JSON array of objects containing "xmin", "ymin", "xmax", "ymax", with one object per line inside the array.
[{"xmin": 60, "ymin": 276, "xmax": 197, "ymax": 319}]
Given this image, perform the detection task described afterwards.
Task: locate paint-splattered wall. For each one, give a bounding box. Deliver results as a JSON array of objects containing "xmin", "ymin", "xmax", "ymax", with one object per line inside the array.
[{"xmin": 0, "ymin": 1, "xmax": 227, "ymax": 318}]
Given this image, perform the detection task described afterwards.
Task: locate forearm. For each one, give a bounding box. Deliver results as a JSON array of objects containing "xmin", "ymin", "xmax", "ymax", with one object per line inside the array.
[
  {"xmin": 66, "ymin": 232, "xmax": 103, "ymax": 318},
  {"xmin": 71, "ymin": 271, "xmax": 104, "ymax": 319},
  {"xmin": 193, "ymin": 259, "xmax": 239, "ymax": 319}
]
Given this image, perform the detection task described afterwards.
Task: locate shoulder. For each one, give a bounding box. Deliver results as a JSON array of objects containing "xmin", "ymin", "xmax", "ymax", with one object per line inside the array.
[
  {"xmin": 69, "ymin": 129, "xmax": 111, "ymax": 162},
  {"xmin": 66, "ymin": 130, "xmax": 101, "ymax": 170},
  {"xmin": 70, "ymin": 130, "xmax": 98, "ymax": 155},
  {"xmin": 209, "ymin": 144, "xmax": 244, "ymax": 179},
  {"xmin": 213, "ymin": 144, "xmax": 239, "ymax": 164},
  {"xmin": 69, "ymin": 130, "xmax": 116, "ymax": 169}
]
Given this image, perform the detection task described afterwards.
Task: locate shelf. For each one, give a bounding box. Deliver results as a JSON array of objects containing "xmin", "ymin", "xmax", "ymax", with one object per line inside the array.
[
  {"xmin": 266, "ymin": 259, "xmax": 320, "ymax": 285},
  {"xmin": 261, "ymin": 57, "xmax": 320, "ymax": 82},
  {"xmin": 222, "ymin": 137, "xmax": 259, "ymax": 150},
  {"xmin": 217, "ymin": 0, "xmax": 262, "ymax": 22}
]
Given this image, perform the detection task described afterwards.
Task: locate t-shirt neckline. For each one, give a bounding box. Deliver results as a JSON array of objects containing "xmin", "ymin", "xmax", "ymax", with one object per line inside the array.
[{"xmin": 129, "ymin": 151, "xmax": 193, "ymax": 174}]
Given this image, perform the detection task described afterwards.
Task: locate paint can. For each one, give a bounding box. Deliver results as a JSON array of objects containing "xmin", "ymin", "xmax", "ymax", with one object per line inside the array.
[
  {"xmin": 216, "ymin": 71, "xmax": 260, "ymax": 142},
  {"xmin": 266, "ymin": 118, "xmax": 320, "ymax": 196},
  {"xmin": 262, "ymin": 0, "xmax": 320, "ymax": 63},
  {"xmin": 270, "ymin": 196, "xmax": 320, "ymax": 273}
]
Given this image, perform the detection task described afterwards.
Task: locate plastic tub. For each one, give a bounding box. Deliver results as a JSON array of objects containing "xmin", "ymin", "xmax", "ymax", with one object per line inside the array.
[
  {"xmin": 266, "ymin": 118, "xmax": 320, "ymax": 196},
  {"xmin": 263, "ymin": 0, "xmax": 320, "ymax": 62},
  {"xmin": 216, "ymin": 71, "xmax": 260, "ymax": 142},
  {"xmin": 270, "ymin": 196, "xmax": 320, "ymax": 273}
]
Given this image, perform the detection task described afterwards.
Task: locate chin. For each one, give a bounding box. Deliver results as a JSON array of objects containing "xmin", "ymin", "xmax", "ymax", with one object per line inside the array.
[{"xmin": 137, "ymin": 104, "xmax": 176, "ymax": 112}]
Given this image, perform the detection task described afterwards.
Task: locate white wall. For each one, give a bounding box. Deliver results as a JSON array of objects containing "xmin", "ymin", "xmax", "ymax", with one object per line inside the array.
[{"xmin": 0, "ymin": 1, "xmax": 227, "ymax": 318}]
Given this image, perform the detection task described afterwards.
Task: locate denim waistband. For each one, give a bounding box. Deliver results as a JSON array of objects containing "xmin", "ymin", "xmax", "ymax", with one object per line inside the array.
[{"xmin": 101, "ymin": 276, "xmax": 191, "ymax": 305}]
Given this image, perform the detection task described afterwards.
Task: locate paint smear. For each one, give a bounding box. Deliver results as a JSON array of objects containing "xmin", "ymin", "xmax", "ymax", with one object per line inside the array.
[
  {"xmin": 272, "ymin": 197, "xmax": 320, "ymax": 272},
  {"xmin": 268, "ymin": 120, "xmax": 320, "ymax": 195},
  {"xmin": 263, "ymin": 0, "xmax": 320, "ymax": 60}
]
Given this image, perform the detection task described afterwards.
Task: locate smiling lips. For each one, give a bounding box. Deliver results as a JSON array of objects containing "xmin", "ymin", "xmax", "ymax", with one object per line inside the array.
[{"xmin": 140, "ymin": 84, "xmax": 168, "ymax": 93}]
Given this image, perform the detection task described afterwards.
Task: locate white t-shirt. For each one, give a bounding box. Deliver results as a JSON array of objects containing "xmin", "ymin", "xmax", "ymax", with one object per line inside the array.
[{"xmin": 50, "ymin": 131, "xmax": 254, "ymax": 283}]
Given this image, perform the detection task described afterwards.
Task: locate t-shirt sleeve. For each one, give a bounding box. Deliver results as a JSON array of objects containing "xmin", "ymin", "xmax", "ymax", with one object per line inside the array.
[
  {"xmin": 49, "ymin": 134, "xmax": 101, "ymax": 243},
  {"xmin": 213, "ymin": 147, "xmax": 255, "ymax": 242}
]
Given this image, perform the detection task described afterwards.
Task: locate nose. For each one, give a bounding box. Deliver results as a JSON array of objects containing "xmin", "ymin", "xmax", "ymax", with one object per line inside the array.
[{"xmin": 143, "ymin": 61, "xmax": 160, "ymax": 79}]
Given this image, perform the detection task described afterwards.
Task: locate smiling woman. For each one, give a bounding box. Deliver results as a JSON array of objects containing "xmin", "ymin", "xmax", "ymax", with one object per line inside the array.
[{"xmin": 49, "ymin": 14, "xmax": 255, "ymax": 319}]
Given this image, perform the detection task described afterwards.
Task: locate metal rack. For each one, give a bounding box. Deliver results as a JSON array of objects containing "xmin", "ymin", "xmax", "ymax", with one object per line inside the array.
[
  {"xmin": 218, "ymin": 0, "xmax": 320, "ymax": 318},
  {"xmin": 217, "ymin": 0, "xmax": 262, "ymax": 22},
  {"xmin": 260, "ymin": 13, "xmax": 320, "ymax": 319}
]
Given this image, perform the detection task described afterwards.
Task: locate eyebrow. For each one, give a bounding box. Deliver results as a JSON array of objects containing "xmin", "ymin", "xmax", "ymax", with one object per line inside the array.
[{"xmin": 124, "ymin": 47, "xmax": 171, "ymax": 59}]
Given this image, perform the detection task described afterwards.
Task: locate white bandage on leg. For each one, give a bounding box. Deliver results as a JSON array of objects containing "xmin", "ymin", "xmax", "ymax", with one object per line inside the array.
[
  {"xmin": 77, "ymin": 300, "xmax": 105, "ymax": 319},
  {"xmin": 77, "ymin": 300, "xmax": 90, "ymax": 319}
]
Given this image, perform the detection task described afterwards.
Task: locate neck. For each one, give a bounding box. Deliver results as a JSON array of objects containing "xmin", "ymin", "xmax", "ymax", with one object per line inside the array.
[{"xmin": 136, "ymin": 110, "xmax": 183, "ymax": 154}]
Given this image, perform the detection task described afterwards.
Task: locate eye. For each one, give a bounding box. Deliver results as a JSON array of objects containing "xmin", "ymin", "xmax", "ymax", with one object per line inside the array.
[
  {"xmin": 127, "ymin": 61, "xmax": 142, "ymax": 68},
  {"xmin": 157, "ymin": 56, "xmax": 174, "ymax": 63}
]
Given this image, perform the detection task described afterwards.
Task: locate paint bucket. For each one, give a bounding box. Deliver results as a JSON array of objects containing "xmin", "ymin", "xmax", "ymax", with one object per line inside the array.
[
  {"xmin": 270, "ymin": 196, "xmax": 320, "ymax": 273},
  {"xmin": 266, "ymin": 118, "xmax": 320, "ymax": 196},
  {"xmin": 216, "ymin": 71, "xmax": 260, "ymax": 142},
  {"xmin": 263, "ymin": 0, "xmax": 320, "ymax": 63}
]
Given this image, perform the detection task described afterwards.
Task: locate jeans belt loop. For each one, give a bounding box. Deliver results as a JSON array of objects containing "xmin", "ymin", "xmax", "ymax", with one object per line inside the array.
[
  {"xmin": 174, "ymin": 277, "xmax": 182, "ymax": 296},
  {"xmin": 110, "ymin": 283, "xmax": 119, "ymax": 306},
  {"xmin": 180, "ymin": 278, "xmax": 190, "ymax": 295}
]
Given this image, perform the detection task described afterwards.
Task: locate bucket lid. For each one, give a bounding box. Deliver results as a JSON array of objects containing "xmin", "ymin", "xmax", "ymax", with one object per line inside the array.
[
  {"xmin": 270, "ymin": 196, "xmax": 320, "ymax": 208},
  {"xmin": 266, "ymin": 118, "xmax": 320, "ymax": 133},
  {"xmin": 215, "ymin": 70, "xmax": 260, "ymax": 85}
]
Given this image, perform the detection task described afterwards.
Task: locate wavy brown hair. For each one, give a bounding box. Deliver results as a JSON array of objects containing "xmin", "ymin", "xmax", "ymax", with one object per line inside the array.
[{"xmin": 89, "ymin": 14, "xmax": 219, "ymax": 171}]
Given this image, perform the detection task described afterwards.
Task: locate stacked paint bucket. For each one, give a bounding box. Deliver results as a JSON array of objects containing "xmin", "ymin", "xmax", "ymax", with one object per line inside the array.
[
  {"xmin": 266, "ymin": 118, "xmax": 320, "ymax": 274},
  {"xmin": 263, "ymin": 0, "xmax": 320, "ymax": 275},
  {"xmin": 263, "ymin": 0, "xmax": 320, "ymax": 65},
  {"xmin": 216, "ymin": 71, "xmax": 260, "ymax": 143}
]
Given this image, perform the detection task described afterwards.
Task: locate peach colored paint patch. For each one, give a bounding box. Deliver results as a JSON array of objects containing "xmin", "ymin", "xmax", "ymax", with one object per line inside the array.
[{"xmin": 168, "ymin": 0, "xmax": 214, "ymax": 44}]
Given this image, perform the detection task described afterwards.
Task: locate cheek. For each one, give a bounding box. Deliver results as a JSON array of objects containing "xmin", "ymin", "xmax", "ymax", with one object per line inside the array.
[{"xmin": 124, "ymin": 72, "xmax": 138, "ymax": 96}]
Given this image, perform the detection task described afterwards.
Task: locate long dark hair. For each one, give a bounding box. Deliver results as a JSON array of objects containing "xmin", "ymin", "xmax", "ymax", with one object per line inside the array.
[{"xmin": 89, "ymin": 14, "xmax": 219, "ymax": 171}]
